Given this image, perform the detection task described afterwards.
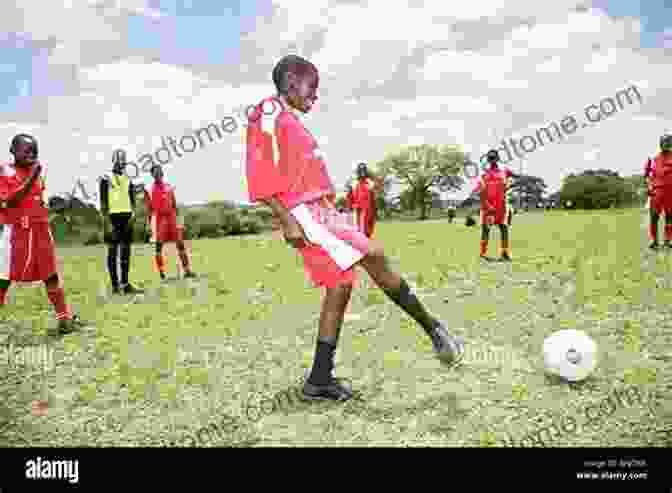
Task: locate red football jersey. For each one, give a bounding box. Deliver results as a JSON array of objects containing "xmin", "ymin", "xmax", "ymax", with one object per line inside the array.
[
  {"xmin": 245, "ymin": 96, "xmax": 335, "ymax": 209},
  {"xmin": 473, "ymin": 166, "xmax": 513, "ymax": 209},
  {"xmin": 650, "ymin": 153, "xmax": 672, "ymax": 190},
  {"xmin": 145, "ymin": 181, "xmax": 176, "ymax": 216},
  {"xmin": 0, "ymin": 162, "xmax": 49, "ymax": 224},
  {"xmin": 352, "ymin": 178, "xmax": 375, "ymax": 210}
]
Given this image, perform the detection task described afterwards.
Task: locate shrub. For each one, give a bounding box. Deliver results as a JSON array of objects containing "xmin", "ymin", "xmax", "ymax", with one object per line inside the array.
[
  {"xmin": 84, "ymin": 232, "xmax": 102, "ymax": 245},
  {"xmin": 239, "ymin": 217, "xmax": 263, "ymax": 234},
  {"xmin": 219, "ymin": 209, "xmax": 242, "ymax": 235}
]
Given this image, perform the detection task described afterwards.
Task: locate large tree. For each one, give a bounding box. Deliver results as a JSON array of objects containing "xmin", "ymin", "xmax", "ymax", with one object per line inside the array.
[
  {"xmin": 508, "ymin": 174, "xmax": 547, "ymax": 208},
  {"xmin": 559, "ymin": 169, "xmax": 638, "ymax": 209},
  {"xmin": 378, "ymin": 144, "xmax": 465, "ymax": 220}
]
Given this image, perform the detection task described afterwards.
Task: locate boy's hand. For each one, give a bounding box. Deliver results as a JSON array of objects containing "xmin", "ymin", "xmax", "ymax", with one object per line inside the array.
[
  {"xmin": 102, "ymin": 216, "xmax": 113, "ymax": 242},
  {"xmin": 280, "ymin": 214, "xmax": 312, "ymax": 249}
]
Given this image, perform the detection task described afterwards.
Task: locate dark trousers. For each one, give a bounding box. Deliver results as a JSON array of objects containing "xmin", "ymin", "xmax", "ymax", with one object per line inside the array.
[{"xmin": 107, "ymin": 212, "xmax": 133, "ymax": 287}]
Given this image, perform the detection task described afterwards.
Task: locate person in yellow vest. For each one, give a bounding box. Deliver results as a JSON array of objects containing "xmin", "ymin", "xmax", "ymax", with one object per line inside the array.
[{"xmin": 99, "ymin": 149, "xmax": 144, "ymax": 294}]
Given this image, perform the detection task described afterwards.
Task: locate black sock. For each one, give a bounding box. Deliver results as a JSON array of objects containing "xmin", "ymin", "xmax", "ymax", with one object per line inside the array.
[
  {"xmin": 382, "ymin": 279, "xmax": 438, "ymax": 337},
  {"xmin": 307, "ymin": 336, "xmax": 337, "ymax": 386}
]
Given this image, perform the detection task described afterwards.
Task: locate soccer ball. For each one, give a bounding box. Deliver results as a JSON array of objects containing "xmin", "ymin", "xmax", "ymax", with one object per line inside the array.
[{"xmin": 542, "ymin": 329, "xmax": 598, "ymax": 382}]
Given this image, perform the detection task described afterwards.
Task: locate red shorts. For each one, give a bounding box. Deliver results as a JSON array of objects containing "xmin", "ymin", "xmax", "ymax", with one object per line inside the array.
[
  {"xmin": 481, "ymin": 205, "xmax": 508, "ymax": 225},
  {"xmin": 150, "ymin": 214, "xmax": 183, "ymax": 243},
  {"xmin": 650, "ymin": 191, "xmax": 672, "ymax": 215},
  {"xmin": 356, "ymin": 207, "xmax": 376, "ymax": 238},
  {"xmin": 295, "ymin": 200, "xmax": 370, "ymax": 288},
  {"xmin": 0, "ymin": 221, "xmax": 59, "ymax": 282}
]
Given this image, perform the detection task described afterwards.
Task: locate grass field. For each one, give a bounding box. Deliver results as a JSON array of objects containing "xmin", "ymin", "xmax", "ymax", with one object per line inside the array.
[{"xmin": 1, "ymin": 208, "xmax": 670, "ymax": 447}]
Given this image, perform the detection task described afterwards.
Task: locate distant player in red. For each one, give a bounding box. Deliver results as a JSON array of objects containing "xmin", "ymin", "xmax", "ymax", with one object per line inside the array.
[
  {"xmin": 343, "ymin": 182, "xmax": 356, "ymax": 226},
  {"xmin": 352, "ymin": 162, "xmax": 380, "ymax": 238},
  {"xmin": 646, "ymin": 134, "xmax": 672, "ymax": 249},
  {"xmin": 0, "ymin": 134, "xmax": 87, "ymax": 333},
  {"xmin": 144, "ymin": 165, "xmax": 196, "ymax": 280},
  {"xmin": 473, "ymin": 149, "xmax": 513, "ymax": 261},
  {"xmin": 245, "ymin": 55, "xmax": 464, "ymax": 402}
]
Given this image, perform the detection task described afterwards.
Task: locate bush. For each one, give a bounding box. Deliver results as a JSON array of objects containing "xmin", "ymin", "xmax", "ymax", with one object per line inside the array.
[
  {"xmin": 183, "ymin": 209, "xmax": 224, "ymax": 238},
  {"xmin": 84, "ymin": 231, "xmax": 102, "ymax": 245},
  {"xmin": 250, "ymin": 207, "xmax": 274, "ymax": 224},
  {"xmin": 180, "ymin": 206, "xmax": 269, "ymax": 238},
  {"xmin": 200, "ymin": 221, "xmax": 223, "ymax": 238},
  {"xmin": 465, "ymin": 215, "xmax": 476, "ymax": 227},
  {"xmin": 239, "ymin": 217, "xmax": 263, "ymax": 234},
  {"xmin": 219, "ymin": 209, "xmax": 243, "ymax": 235}
]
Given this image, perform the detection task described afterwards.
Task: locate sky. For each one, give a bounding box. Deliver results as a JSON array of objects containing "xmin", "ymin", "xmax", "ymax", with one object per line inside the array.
[{"xmin": 0, "ymin": 0, "xmax": 670, "ymax": 205}]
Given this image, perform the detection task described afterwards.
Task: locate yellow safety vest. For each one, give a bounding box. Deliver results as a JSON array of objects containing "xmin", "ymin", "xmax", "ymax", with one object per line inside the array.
[{"xmin": 108, "ymin": 174, "xmax": 132, "ymax": 214}]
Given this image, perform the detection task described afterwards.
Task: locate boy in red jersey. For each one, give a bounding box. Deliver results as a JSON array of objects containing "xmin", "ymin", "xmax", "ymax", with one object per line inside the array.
[
  {"xmin": 474, "ymin": 149, "xmax": 513, "ymax": 261},
  {"xmin": 352, "ymin": 162, "xmax": 380, "ymax": 238},
  {"xmin": 646, "ymin": 134, "xmax": 672, "ymax": 249},
  {"xmin": 0, "ymin": 134, "xmax": 87, "ymax": 333},
  {"xmin": 245, "ymin": 55, "xmax": 464, "ymax": 402},
  {"xmin": 144, "ymin": 165, "xmax": 196, "ymax": 280}
]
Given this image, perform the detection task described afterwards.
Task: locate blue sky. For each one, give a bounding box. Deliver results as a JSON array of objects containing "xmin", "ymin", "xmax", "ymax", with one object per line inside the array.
[
  {"xmin": 593, "ymin": 0, "xmax": 671, "ymax": 47},
  {"xmin": 0, "ymin": 1, "xmax": 670, "ymax": 205},
  {"xmin": 1, "ymin": 1, "xmax": 267, "ymax": 112}
]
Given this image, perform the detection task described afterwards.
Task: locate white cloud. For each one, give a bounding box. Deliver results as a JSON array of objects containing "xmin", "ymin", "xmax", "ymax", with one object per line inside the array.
[{"xmin": 3, "ymin": 0, "xmax": 671, "ymax": 206}]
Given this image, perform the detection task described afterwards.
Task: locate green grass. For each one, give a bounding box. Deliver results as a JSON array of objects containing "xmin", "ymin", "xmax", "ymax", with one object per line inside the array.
[{"xmin": 0, "ymin": 208, "xmax": 670, "ymax": 447}]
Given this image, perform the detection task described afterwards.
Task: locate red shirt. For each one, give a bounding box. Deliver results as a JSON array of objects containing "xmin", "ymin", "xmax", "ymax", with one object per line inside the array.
[
  {"xmin": 473, "ymin": 166, "xmax": 513, "ymax": 209},
  {"xmin": 352, "ymin": 178, "xmax": 375, "ymax": 210},
  {"xmin": 145, "ymin": 181, "xmax": 176, "ymax": 216},
  {"xmin": 245, "ymin": 97, "xmax": 335, "ymax": 209},
  {"xmin": 649, "ymin": 152, "xmax": 672, "ymax": 190},
  {"xmin": 0, "ymin": 162, "xmax": 49, "ymax": 224}
]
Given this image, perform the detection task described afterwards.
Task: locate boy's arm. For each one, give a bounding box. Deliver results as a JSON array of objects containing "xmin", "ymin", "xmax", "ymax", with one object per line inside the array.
[
  {"xmin": 261, "ymin": 196, "xmax": 291, "ymax": 226},
  {"xmin": 367, "ymin": 171, "xmax": 384, "ymax": 195},
  {"xmin": 245, "ymin": 106, "xmax": 290, "ymax": 205},
  {"xmin": 99, "ymin": 177, "xmax": 109, "ymax": 215},
  {"xmin": 129, "ymin": 181, "xmax": 136, "ymax": 210},
  {"xmin": 172, "ymin": 190, "xmax": 180, "ymax": 219},
  {"xmin": 143, "ymin": 190, "xmax": 153, "ymax": 215}
]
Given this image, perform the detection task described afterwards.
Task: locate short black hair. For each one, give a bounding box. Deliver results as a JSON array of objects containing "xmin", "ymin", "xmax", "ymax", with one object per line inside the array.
[
  {"xmin": 10, "ymin": 133, "xmax": 38, "ymax": 157},
  {"xmin": 272, "ymin": 55, "xmax": 317, "ymax": 95}
]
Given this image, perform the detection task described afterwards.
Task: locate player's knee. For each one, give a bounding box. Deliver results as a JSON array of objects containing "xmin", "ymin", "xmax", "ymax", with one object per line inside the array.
[
  {"xmin": 364, "ymin": 241, "xmax": 385, "ymax": 262},
  {"xmin": 44, "ymin": 274, "xmax": 59, "ymax": 287},
  {"xmin": 327, "ymin": 283, "xmax": 352, "ymax": 299}
]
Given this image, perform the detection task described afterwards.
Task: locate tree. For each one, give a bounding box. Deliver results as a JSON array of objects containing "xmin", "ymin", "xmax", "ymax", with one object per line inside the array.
[
  {"xmin": 559, "ymin": 169, "xmax": 637, "ymax": 209},
  {"xmin": 374, "ymin": 171, "xmax": 396, "ymax": 219},
  {"xmin": 622, "ymin": 174, "xmax": 647, "ymax": 205},
  {"xmin": 378, "ymin": 144, "xmax": 465, "ymax": 220},
  {"xmin": 508, "ymin": 174, "xmax": 547, "ymax": 208}
]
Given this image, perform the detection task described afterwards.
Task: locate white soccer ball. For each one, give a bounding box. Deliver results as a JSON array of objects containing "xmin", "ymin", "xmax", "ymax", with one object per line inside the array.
[{"xmin": 543, "ymin": 329, "xmax": 598, "ymax": 382}]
